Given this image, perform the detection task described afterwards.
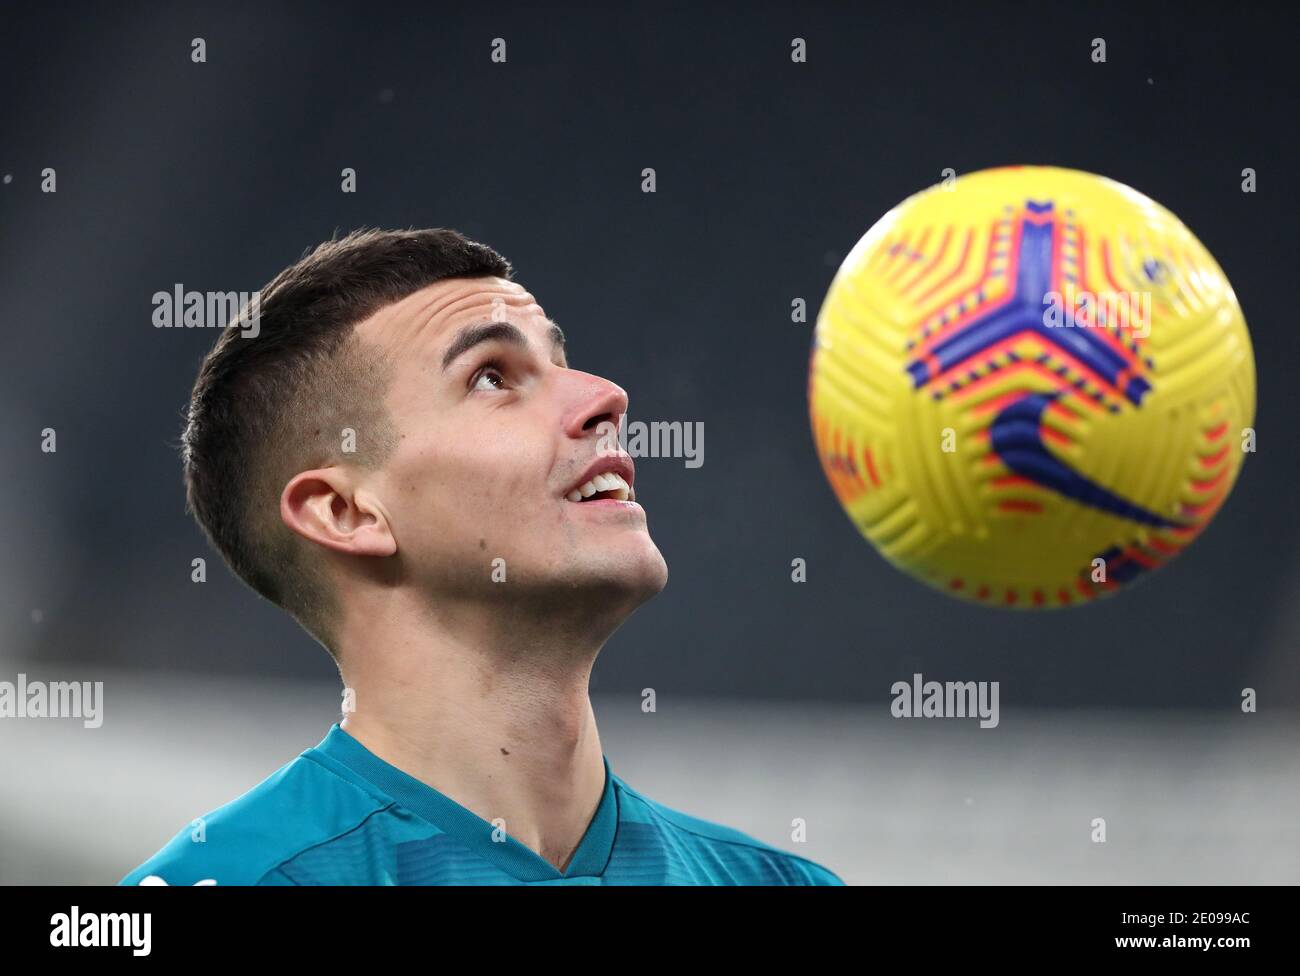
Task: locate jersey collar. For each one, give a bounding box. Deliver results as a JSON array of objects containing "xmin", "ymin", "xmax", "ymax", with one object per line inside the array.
[{"xmin": 314, "ymin": 722, "xmax": 618, "ymax": 883}]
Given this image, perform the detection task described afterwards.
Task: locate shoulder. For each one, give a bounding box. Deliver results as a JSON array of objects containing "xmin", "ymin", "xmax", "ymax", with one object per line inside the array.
[
  {"xmin": 118, "ymin": 749, "xmax": 391, "ymax": 886},
  {"xmin": 612, "ymin": 775, "xmax": 845, "ymax": 886}
]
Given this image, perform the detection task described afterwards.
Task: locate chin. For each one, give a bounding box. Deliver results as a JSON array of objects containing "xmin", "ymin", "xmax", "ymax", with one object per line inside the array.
[
  {"xmin": 628, "ymin": 546, "xmax": 670, "ymax": 597},
  {"xmin": 571, "ymin": 542, "xmax": 668, "ymax": 604},
  {"xmin": 624, "ymin": 532, "xmax": 669, "ymax": 586}
]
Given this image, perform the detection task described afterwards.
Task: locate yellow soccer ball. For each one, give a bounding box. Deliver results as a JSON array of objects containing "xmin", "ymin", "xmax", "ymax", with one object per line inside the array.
[{"xmin": 809, "ymin": 166, "xmax": 1255, "ymax": 608}]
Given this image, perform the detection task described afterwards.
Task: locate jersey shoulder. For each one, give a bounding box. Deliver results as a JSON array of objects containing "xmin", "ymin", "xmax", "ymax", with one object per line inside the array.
[
  {"xmin": 118, "ymin": 749, "xmax": 391, "ymax": 886},
  {"xmin": 611, "ymin": 775, "xmax": 845, "ymax": 886}
]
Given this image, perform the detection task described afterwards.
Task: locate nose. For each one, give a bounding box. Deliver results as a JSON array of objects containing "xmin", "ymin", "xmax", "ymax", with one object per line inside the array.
[{"xmin": 562, "ymin": 370, "xmax": 629, "ymax": 440}]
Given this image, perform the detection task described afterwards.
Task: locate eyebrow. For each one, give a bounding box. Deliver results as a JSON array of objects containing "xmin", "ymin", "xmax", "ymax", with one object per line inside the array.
[{"xmin": 440, "ymin": 321, "xmax": 567, "ymax": 371}]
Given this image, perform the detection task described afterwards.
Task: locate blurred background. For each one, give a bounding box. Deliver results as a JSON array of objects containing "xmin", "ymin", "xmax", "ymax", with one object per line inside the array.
[{"xmin": 1, "ymin": 1, "xmax": 1296, "ymax": 884}]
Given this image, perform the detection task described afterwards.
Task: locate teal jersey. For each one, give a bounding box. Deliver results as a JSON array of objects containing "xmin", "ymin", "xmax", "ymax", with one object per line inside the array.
[{"xmin": 119, "ymin": 723, "xmax": 844, "ymax": 886}]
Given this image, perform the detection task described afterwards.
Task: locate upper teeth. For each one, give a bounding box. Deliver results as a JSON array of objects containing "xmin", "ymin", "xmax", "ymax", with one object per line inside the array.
[{"xmin": 568, "ymin": 472, "xmax": 632, "ymax": 502}]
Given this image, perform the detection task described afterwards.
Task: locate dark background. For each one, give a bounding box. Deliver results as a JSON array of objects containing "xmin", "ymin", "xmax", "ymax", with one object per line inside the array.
[{"xmin": 2, "ymin": 0, "xmax": 1296, "ymax": 707}]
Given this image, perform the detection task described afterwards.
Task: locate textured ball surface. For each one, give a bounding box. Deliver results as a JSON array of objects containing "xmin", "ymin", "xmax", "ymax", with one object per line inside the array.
[{"xmin": 809, "ymin": 166, "xmax": 1255, "ymax": 608}]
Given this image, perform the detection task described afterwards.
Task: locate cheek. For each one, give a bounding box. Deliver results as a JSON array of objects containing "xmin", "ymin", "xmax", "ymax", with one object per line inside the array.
[
  {"xmin": 387, "ymin": 440, "xmax": 459, "ymax": 516},
  {"xmin": 387, "ymin": 433, "xmax": 555, "ymax": 534}
]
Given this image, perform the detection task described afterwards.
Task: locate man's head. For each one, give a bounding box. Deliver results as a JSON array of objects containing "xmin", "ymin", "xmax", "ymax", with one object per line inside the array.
[{"xmin": 183, "ymin": 229, "xmax": 667, "ymax": 657}]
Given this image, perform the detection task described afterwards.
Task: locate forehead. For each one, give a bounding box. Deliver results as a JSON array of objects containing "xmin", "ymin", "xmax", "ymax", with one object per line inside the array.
[{"xmin": 353, "ymin": 276, "xmax": 550, "ymax": 354}]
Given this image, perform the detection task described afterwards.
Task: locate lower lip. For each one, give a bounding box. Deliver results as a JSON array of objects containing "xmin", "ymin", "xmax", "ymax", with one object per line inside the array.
[{"xmin": 567, "ymin": 498, "xmax": 644, "ymax": 514}]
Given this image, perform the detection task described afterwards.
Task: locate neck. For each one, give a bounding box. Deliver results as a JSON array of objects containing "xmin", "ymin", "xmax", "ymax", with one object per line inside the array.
[{"xmin": 332, "ymin": 585, "xmax": 628, "ymax": 873}]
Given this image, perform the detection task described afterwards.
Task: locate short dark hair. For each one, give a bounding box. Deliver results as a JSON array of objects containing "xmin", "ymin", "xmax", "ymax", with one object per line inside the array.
[{"xmin": 182, "ymin": 228, "xmax": 513, "ymax": 652}]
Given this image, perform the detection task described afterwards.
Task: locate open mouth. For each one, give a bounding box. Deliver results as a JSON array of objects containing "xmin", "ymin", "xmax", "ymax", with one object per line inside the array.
[{"xmin": 566, "ymin": 471, "xmax": 634, "ymax": 503}]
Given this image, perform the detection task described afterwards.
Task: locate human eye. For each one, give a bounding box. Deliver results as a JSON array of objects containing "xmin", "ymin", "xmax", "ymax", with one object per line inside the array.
[{"xmin": 468, "ymin": 359, "xmax": 509, "ymax": 393}]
